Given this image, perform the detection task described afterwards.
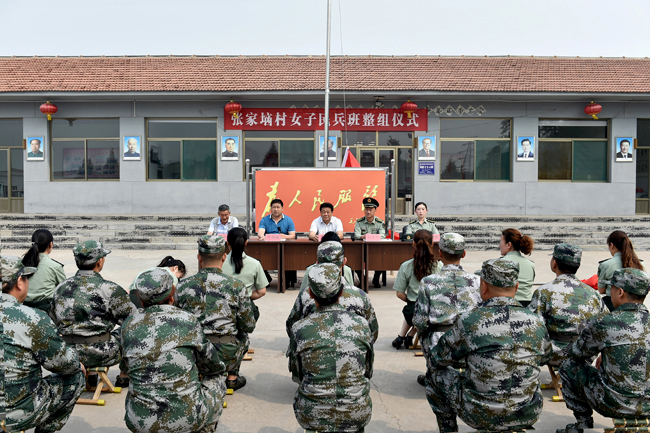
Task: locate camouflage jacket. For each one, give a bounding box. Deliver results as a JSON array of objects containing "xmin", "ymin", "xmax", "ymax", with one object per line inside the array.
[
  {"xmin": 176, "ymin": 267, "xmax": 256, "ymax": 338},
  {"xmin": 566, "ymin": 302, "xmax": 650, "ymax": 414},
  {"xmin": 413, "ymin": 264, "xmax": 481, "ymax": 354},
  {"xmin": 430, "ymin": 297, "xmax": 552, "ymax": 428},
  {"xmin": 121, "ymin": 304, "xmax": 226, "ymax": 433},
  {"xmin": 290, "ymin": 303, "xmax": 373, "ymax": 433},
  {"xmin": 50, "ymin": 270, "xmax": 136, "ymax": 336},
  {"xmin": 528, "ymin": 273, "xmax": 607, "ymax": 362},
  {"xmin": 1, "ymin": 293, "xmax": 81, "ymax": 427}
]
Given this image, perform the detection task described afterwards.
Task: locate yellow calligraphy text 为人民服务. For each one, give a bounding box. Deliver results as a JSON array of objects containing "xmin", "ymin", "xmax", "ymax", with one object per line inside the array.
[
  {"xmin": 289, "ymin": 190, "xmax": 302, "ymax": 207},
  {"xmin": 334, "ymin": 189, "xmax": 352, "ymax": 208},
  {"xmin": 361, "ymin": 185, "xmax": 378, "ymax": 211},
  {"xmin": 262, "ymin": 181, "xmax": 279, "ymax": 218},
  {"xmin": 311, "ymin": 190, "xmax": 324, "ymax": 211}
]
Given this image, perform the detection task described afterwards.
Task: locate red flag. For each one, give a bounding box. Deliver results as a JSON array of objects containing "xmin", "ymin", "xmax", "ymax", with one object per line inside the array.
[{"xmin": 342, "ymin": 147, "xmax": 360, "ymax": 167}]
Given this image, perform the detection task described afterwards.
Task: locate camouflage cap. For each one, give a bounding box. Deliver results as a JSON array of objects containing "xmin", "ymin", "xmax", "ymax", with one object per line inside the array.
[
  {"xmin": 551, "ymin": 243, "xmax": 582, "ymax": 265},
  {"xmin": 1, "ymin": 255, "xmax": 36, "ymax": 284},
  {"xmin": 317, "ymin": 241, "xmax": 345, "ymax": 266},
  {"xmin": 480, "ymin": 257, "xmax": 520, "ymax": 288},
  {"xmin": 73, "ymin": 240, "xmax": 111, "ymax": 266},
  {"xmin": 439, "ymin": 233, "xmax": 466, "ymax": 255},
  {"xmin": 134, "ymin": 268, "xmax": 174, "ymax": 305},
  {"xmin": 611, "ymin": 268, "xmax": 650, "ymax": 296},
  {"xmin": 198, "ymin": 234, "xmax": 226, "ymax": 254},
  {"xmin": 307, "ymin": 263, "xmax": 342, "ymax": 299}
]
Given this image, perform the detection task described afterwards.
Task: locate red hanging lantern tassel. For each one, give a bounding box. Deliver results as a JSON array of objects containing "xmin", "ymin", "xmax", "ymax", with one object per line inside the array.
[
  {"xmin": 584, "ymin": 101, "xmax": 602, "ymax": 120},
  {"xmin": 225, "ymin": 100, "xmax": 242, "ymax": 119},
  {"xmin": 40, "ymin": 101, "xmax": 58, "ymax": 121},
  {"xmin": 401, "ymin": 99, "xmax": 418, "ymax": 119}
]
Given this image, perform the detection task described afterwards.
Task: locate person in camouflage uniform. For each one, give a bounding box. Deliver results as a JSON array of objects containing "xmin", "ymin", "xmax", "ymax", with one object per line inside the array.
[
  {"xmin": 121, "ymin": 268, "xmax": 226, "ymax": 433},
  {"xmin": 300, "ymin": 232, "xmax": 356, "ymax": 288},
  {"xmin": 413, "ymin": 233, "xmax": 481, "ymax": 386},
  {"xmin": 427, "ymin": 258, "xmax": 552, "ymax": 433},
  {"xmin": 290, "ymin": 263, "xmax": 374, "ymax": 433},
  {"xmin": 557, "ymin": 268, "xmax": 650, "ymax": 433},
  {"xmin": 177, "ymin": 235, "xmax": 256, "ymax": 391},
  {"xmin": 286, "ymin": 240, "xmax": 378, "ymax": 383},
  {"xmin": 528, "ymin": 243, "xmax": 607, "ymax": 365},
  {"xmin": 1, "ymin": 255, "xmax": 85, "ymax": 433},
  {"xmin": 50, "ymin": 240, "xmax": 135, "ymax": 387}
]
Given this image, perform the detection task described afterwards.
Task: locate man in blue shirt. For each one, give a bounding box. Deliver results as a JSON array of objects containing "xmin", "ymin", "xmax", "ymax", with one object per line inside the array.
[{"xmin": 257, "ymin": 199, "xmax": 297, "ymax": 288}]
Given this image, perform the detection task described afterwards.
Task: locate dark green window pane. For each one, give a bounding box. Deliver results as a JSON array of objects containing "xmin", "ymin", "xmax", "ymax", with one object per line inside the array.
[
  {"xmin": 246, "ymin": 141, "xmax": 278, "ymax": 168},
  {"xmin": 52, "ymin": 119, "xmax": 119, "ymax": 138},
  {"xmin": 343, "ymin": 131, "xmax": 376, "ymax": 146},
  {"xmin": 0, "ymin": 151, "xmax": 7, "ymax": 197},
  {"xmin": 52, "ymin": 141, "xmax": 85, "ymax": 179},
  {"xmin": 573, "ymin": 141, "xmax": 607, "ymax": 181},
  {"xmin": 637, "ymin": 149, "xmax": 650, "ymax": 198},
  {"xmin": 10, "ymin": 148, "xmax": 23, "ymax": 197},
  {"xmin": 378, "ymin": 132, "xmax": 412, "ymax": 147},
  {"xmin": 244, "ymin": 130, "xmax": 314, "ymax": 138},
  {"xmin": 148, "ymin": 121, "xmax": 216, "ymax": 138},
  {"xmin": 440, "ymin": 140, "xmax": 474, "ymax": 180},
  {"xmin": 441, "ymin": 119, "xmax": 510, "ymax": 138},
  {"xmin": 638, "ymin": 120, "xmax": 650, "ymax": 147},
  {"xmin": 148, "ymin": 141, "xmax": 181, "ymax": 179},
  {"xmin": 539, "ymin": 125, "xmax": 607, "ymax": 139},
  {"xmin": 397, "ymin": 148, "xmax": 413, "ymax": 197},
  {"xmin": 87, "ymin": 140, "xmax": 120, "ymax": 180},
  {"xmin": 183, "ymin": 140, "xmax": 216, "ymax": 180},
  {"xmin": 475, "ymin": 140, "xmax": 510, "ymax": 180},
  {"xmin": 0, "ymin": 120, "xmax": 23, "ymax": 147},
  {"xmin": 279, "ymin": 140, "xmax": 313, "ymax": 167},
  {"xmin": 539, "ymin": 141, "xmax": 572, "ymax": 180},
  {"xmin": 358, "ymin": 149, "xmax": 375, "ymax": 167}
]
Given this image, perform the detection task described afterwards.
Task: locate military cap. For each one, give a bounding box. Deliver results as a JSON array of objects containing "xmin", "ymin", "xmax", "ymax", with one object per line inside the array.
[
  {"xmin": 73, "ymin": 240, "xmax": 111, "ymax": 266},
  {"xmin": 307, "ymin": 263, "xmax": 342, "ymax": 299},
  {"xmin": 134, "ymin": 268, "xmax": 174, "ymax": 305},
  {"xmin": 198, "ymin": 234, "xmax": 226, "ymax": 254},
  {"xmin": 551, "ymin": 243, "xmax": 582, "ymax": 265},
  {"xmin": 611, "ymin": 268, "xmax": 650, "ymax": 296},
  {"xmin": 480, "ymin": 257, "xmax": 520, "ymax": 288},
  {"xmin": 363, "ymin": 197, "xmax": 379, "ymax": 208},
  {"xmin": 1, "ymin": 255, "xmax": 36, "ymax": 284},
  {"xmin": 439, "ymin": 233, "xmax": 466, "ymax": 255},
  {"xmin": 317, "ymin": 241, "xmax": 345, "ymax": 266}
]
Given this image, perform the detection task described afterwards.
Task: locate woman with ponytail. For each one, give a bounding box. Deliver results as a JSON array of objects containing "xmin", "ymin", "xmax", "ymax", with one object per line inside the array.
[
  {"xmin": 222, "ymin": 227, "xmax": 270, "ymax": 321},
  {"xmin": 128, "ymin": 256, "xmax": 187, "ymax": 308},
  {"xmin": 22, "ymin": 229, "xmax": 66, "ymax": 312},
  {"xmin": 499, "ymin": 228, "xmax": 536, "ymax": 307},
  {"xmin": 598, "ymin": 230, "xmax": 644, "ymax": 311},
  {"xmin": 392, "ymin": 229, "xmax": 442, "ymax": 350}
]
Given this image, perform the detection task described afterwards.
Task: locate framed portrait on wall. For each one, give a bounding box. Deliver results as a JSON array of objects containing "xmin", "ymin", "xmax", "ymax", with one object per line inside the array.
[
  {"xmin": 319, "ymin": 136, "xmax": 337, "ymax": 161},
  {"xmin": 616, "ymin": 137, "xmax": 634, "ymax": 162},
  {"xmin": 26, "ymin": 136, "xmax": 45, "ymax": 161},
  {"xmin": 517, "ymin": 136, "xmax": 535, "ymax": 161},
  {"xmin": 221, "ymin": 136, "xmax": 240, "ymax": 161},
  {"xmin": 123, "ymin": 136, "xmax": 142, "ymax": 160},
  {"xmin": 417, "ymin": 136, "xmax": 436, "ymax": 160}
]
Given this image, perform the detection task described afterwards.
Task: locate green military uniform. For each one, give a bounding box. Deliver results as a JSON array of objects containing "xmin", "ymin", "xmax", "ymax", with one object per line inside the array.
[
  {"xmin": 50, "ymin": 241, "xmax": 136, "ymax": 368},
  {"xmin": 597, "ymin": 252, "xmax": 623, "ymax": 298},
  {"xmin": 354, "ymin": 216, "xmax": 385, "ymax": 239},
  {"xmin": 394, "ymin": 258, "xmax": 443, "ymax": 330},
  {"xmin": 427, "ymin": 258, "xmax": 552, "ymax": 433},
  {"xmin": 558, "ymin": 268, "xmax": 650, "ymax": 432},
  {"xmin": 404, "ymin": 217, "xmax": 439, "ymax": 235},
  {"xmin": 23, "ymin": 253, "xmax": 66, "ymax": 313},
  {"xmin": 121, "ymin": 268, "xmax": 226, "ymax": 433},
  {"xmin": 1, "ymin": 256, "xmax": 85, "ymax": 433},
  {"xmin": 503, "ymin": 250, "xmax": 536, "ymax": 303},
  {"xmin": 290, "ymin": 264, "xmax": 373, "ymax": 433},
  {"xmin": 222, "ymin": 252, "xmax": 270, "ymax": 298}
]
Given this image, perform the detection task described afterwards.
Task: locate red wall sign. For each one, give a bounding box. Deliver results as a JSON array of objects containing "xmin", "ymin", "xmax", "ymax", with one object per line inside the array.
[{"xmin": 225, "ymin": 108, "xmax": 428, "ymax": 131}]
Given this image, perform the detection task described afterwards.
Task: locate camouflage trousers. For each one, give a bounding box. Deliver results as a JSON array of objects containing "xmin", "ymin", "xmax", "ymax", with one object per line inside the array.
[
  {"xmin": 71, "ymin": 329, "xmax": 123, "ymax": 369},
  {"xmin": 559, "ymin": 358, "xmax": 649, "ymax": 418},
  {"xmin": 215, "ymin": 337, "xmax": 249, "ymax": 376},
  {"xmin": 293, "ymin": 387, "xmax": 371, "ymax": 433},
  {"xmin": 7, "ymin": 371, "xmax": 85, "ymax": 433},
  {"xmin": 426, "ymin": 366, "xmax": 542, "ymax": 431}
]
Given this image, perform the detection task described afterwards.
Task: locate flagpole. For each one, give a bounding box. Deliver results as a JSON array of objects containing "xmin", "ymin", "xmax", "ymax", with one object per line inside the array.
[{"xmin": 323, "ymin": 0, "xmax": 332, "ymax": 168}]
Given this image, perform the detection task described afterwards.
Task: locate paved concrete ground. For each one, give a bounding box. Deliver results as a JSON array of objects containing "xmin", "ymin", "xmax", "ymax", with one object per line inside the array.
[{"xmin": 8, "ymin": 247, "xmax": 649, "ymax": 433}]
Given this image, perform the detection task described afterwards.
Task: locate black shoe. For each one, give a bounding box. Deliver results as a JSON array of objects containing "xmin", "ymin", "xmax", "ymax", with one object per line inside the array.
[
  {"xmin": 404, "ymin": 336, "xmax": 414, "ymax": 350},
  {"xmin": 556, "ymin": 417, "xmax": 594, "ymax": 433},
  {"xmin": 373, "ymin": 282, "xmax": 381, "ymax": 289},
  {"xmin": 391, "ymin": 336, "xmax": 404, "ymax": 350},
  {"xmin": 115, "ymin": 375, "xmax": 130, "ymax": 388},
  {"xmin": 417, "ymin": 374, "xmax": 426, "ymax": 386},
  {"xmin": 86, "ymin": 373, "xmax": 98, "ymax": 388},
  {"xmin": 226, "ymin": 375, "xmax": 247, "ymax": 391}
]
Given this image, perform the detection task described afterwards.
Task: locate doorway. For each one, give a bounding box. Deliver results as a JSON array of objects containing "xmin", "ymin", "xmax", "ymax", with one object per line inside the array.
[{"xmin": 0, "ymin": 148, "xmax": 25, "ymax": 213}]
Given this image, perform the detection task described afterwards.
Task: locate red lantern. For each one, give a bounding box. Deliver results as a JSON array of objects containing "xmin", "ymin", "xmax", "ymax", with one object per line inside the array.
[
  {"xmin": 225, "ymin": 100, "xmax": 242, "ymax": 119},
  {"xmin": 401, "ymin": 99, "xmax": 418, "ymax": 119},
  {"xmin": 584, "ymin": 101, "xmax": 602, "ymax": 120},
  {"xmin": 39, "ymin": 101, "xmax": 58, "ymax": 121}
]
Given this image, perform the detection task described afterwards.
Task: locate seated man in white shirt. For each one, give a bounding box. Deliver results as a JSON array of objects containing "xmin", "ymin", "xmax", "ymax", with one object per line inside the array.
[
  {"xmin": 308, "ymin": 202, "xmax": 344, "ymax": 241},
  {"xmin": 207, "ymin": 204, "xmax": 239, "ymax": 235}
]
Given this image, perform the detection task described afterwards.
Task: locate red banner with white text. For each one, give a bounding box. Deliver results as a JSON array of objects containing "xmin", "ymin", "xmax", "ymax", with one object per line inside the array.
[{"xmin": 224, "ymin": 108, "xmax": 428, "ymax": 131}]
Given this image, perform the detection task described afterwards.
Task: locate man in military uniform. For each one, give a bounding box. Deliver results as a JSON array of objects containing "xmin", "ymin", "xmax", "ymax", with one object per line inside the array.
[
  {"xmin": 413, "ymin": 232, "xmax": 481, "ymax": 386},
  {"xmin": 50, "ymin": 240, "xmax": 136, "ymax": 388},
  {"xmin": 528, "ymin": 243, "xmax": 606, "ymax": 365},
  {"xmin": 427, "ymin": 258, "xmax": 552, "ymax": 433},
  {"xmin": 177, "ymin": 235, "xmax": 256, "ymax": 391},
  {"xmin": 2, "ymin": 255, "xmax": 85, "ymax": 433},
  {"xmin": 354, "ymin": 197, "xmax": 386, "ymax": 288},
  {"xmin": 558, "ymin": 268, "xmax": 650, "ymax": 433},
  {"xmin": 290, "ymin": 263, "xmax": 373, "ymax": 433},
  {"xmin": 121, "ymin": 268, "xmax": 226, "ymax": 433}
]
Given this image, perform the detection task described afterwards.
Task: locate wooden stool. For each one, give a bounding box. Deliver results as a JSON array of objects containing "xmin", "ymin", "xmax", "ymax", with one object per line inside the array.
[
  {"xmin": 77, "ymin": 366, "xmax": 122, "ymax": 406},
  {"xmin": 605, "ymin": 418, "xmax": 650, "ymax": 432},
  {"xmin": 412, "ymin": 335, "xmax": 424, "ymax": 357},
  {"xmin": 540, "ymin": 365, "xmax": 563, "ymax": 402},
  {"xmin": 244, "ymin": 348, "xmax": 253, "ymax": 361}
]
